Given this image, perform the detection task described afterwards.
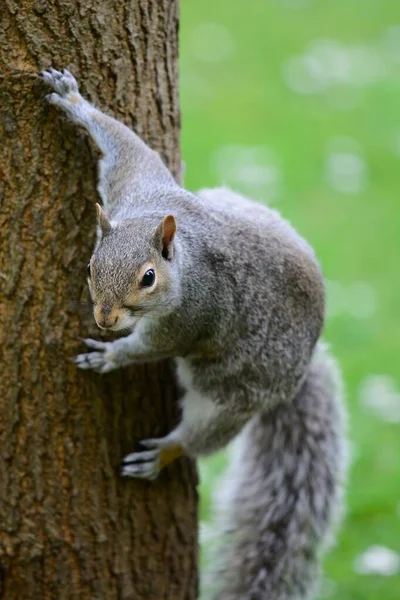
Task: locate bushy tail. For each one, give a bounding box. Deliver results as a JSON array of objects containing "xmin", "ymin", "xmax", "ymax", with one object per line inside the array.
[{"xmin": 207, "ymin": 344, "xmax": 347, "ymax": 600}]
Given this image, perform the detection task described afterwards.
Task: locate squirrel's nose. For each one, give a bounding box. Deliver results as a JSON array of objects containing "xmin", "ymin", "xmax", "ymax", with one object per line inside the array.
[
  {"xmin": 98, "ymin": 315, "xmax": 118, "ymax": 329},
  {"xmin": 95, "ymin": 305, "xmax": 119, "ymax": 329}
]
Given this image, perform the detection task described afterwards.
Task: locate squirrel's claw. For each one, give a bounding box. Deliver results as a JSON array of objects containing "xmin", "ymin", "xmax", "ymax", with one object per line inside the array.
[
  {"xmin": 121, "ymin": 436, "xmax": 183, "ymax": 480},
  {"xmin": 121, "ymin": 447, "xmax": 161, "ymax": 480}
]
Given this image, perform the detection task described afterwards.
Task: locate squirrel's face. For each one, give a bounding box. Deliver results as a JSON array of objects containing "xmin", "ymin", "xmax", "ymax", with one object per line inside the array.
[{"xmin": 87, "ymin": 206, "xmax": 178, "ymax": 332}]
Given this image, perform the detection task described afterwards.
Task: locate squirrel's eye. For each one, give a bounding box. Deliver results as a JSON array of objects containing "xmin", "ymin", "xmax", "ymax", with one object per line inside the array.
[
  {"xmin": 141, "ymin": 269, "xmax": 155, "ymax": 288},
  {"xmin": 87, "ymin": 263, "xmax": 91, "ymax": 278}
]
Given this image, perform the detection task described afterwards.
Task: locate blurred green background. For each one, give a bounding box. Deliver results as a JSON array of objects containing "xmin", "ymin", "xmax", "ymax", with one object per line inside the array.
[{"xmin": 180, "ymin": 1, "xmax": 400, "ymax": 598}]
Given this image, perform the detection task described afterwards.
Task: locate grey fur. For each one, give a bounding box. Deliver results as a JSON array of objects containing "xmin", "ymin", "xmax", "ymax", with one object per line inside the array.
[{"xmin": 41, "ymin": 69, "xmax": 348, "ymax": 599}]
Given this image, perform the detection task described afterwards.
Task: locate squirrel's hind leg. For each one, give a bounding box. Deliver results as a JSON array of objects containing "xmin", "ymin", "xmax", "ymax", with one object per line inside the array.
[{"xmin": 41, "ymin": 68, "xmax": 176, "ymax": 212}]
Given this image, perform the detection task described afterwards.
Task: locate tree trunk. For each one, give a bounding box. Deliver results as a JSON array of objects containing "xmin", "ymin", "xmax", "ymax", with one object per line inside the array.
[{"xmin": 0, "ymin": 1, "xmax": 198, "ymax": 599}]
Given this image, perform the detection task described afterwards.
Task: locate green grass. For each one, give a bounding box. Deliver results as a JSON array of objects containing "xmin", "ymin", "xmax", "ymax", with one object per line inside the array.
[{"xmin": 180, "ymin": 1, "xmax": 400, "ymax": 598}]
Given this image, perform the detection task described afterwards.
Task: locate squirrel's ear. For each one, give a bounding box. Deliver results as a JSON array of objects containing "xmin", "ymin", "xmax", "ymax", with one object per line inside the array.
[
  {"xmin": 95, "ymin": 203, "xmax": 112, "ymax": 236},
  {"xmin": 155, "ymin": 215, "xmax": 177, "ymax": 260}
]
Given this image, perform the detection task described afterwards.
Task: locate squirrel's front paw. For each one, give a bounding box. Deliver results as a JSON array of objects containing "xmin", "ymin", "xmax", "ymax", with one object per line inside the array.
[{"xmin": 73, "ymin": 338, "xmax": 118, "ymax": 374}]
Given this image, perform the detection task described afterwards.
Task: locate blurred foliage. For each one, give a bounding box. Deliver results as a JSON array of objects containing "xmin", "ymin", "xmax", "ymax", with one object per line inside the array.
[{"xmin": 180, "ymin": 0, "xmax": 400, "ymax": 598}]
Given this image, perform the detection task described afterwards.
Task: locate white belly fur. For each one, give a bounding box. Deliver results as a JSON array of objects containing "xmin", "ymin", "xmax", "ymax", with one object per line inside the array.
[{"xmin": 175, "ymin": 358, "xmax": 220, "ymax": 428}]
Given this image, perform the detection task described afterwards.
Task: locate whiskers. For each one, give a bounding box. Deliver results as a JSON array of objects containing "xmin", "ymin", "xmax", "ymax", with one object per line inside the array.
[
  {"xmin": 68, "ymin": 300, "xmax": 94, "ymax": 315},
  {"xmin": 69, "ymin": 301, "xmax": 169, "ymax": 325},
  {"xmin": 124, "ymin": 302, "xmax": 170, "ymax": 319}
]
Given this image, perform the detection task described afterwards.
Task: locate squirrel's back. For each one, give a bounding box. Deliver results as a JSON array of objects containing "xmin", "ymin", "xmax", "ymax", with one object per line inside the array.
[{"xmin": 196, "ymin": 186, "xmax": 316, "ymax": 259}]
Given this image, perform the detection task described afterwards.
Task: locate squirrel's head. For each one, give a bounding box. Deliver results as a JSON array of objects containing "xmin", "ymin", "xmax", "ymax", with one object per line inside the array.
[{"xmin": 87, "ymin": 204, "xmax": 179, "ymax": 332}]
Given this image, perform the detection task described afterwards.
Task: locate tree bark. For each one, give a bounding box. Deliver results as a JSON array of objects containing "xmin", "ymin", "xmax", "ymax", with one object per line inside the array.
[{"xmin": 0, "ymin": 1, "xmax": 198, "ymax": 599}]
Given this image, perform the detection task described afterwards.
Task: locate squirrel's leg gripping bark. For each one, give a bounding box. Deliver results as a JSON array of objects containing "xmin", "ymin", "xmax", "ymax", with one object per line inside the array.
[{"xmin": 41, "ymin": 68, "xmax": 176, "ymax": 210}]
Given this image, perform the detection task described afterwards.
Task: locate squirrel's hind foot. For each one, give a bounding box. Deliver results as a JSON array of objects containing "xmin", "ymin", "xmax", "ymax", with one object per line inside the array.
[
  {"xmin": 40, "ymin": 68, "xmax": 79, "ymax": 97},
  {"xmin": 121, "ymin": 445, "xmax": 161, "ymax": 480},
  {"xmin": 40, "ymin": 68, "xmax": 86, "ymax": 120}
]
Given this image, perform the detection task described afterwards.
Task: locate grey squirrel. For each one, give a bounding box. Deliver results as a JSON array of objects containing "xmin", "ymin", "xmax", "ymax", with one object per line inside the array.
[{"xmin": 41, "ymin": 68, "xmax": 347, "ymax": 600}]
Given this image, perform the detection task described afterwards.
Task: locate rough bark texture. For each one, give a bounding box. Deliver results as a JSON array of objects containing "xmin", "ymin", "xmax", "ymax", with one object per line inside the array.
[{"xmin": 0, "ymin": 1, "xmax": 199, "ymax": 599}]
